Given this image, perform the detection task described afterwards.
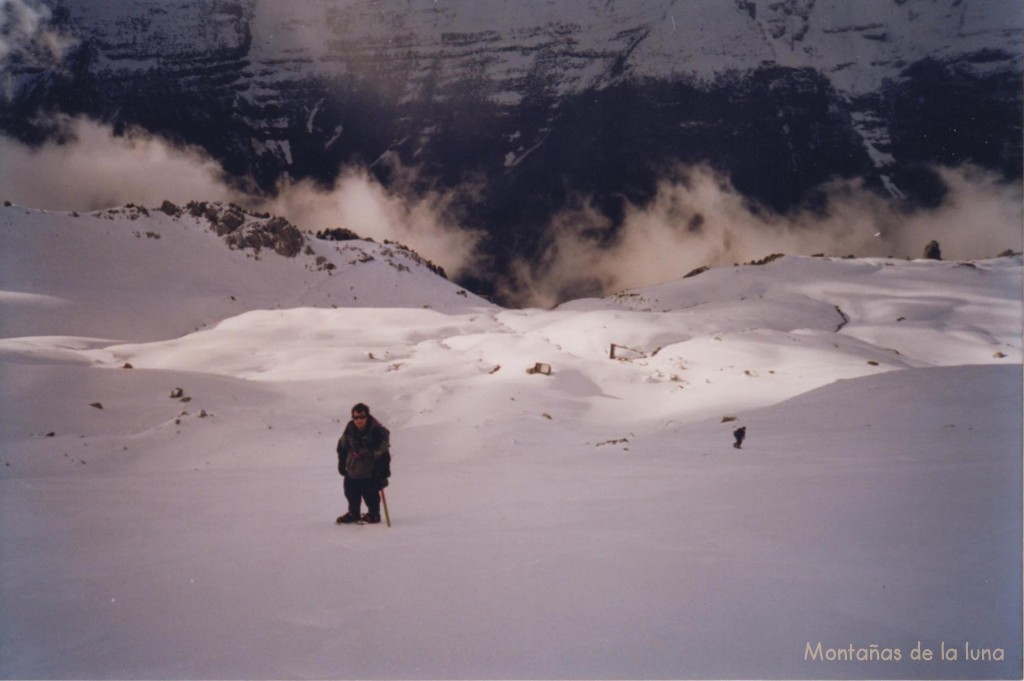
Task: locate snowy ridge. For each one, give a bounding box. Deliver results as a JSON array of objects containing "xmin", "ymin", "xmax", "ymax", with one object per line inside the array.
[
  {"xmin": 0, "ymin": 203, "xmax": 488, "ymax": 341},
  {"xmin": 0, "ymin": 204, "xmax": 1020, "ymax": 678}
]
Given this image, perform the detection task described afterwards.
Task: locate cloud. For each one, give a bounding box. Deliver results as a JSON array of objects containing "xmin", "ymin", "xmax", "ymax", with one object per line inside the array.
[
  {"xmin": 0, "ymin": 0, "xmax": 77, "ymax": 74},
  {"xmin": 0, "ymin": 116, "xmax": 483, "ymax": 279},
  {"xmin": 251, "ymin": 163, "xmax": 484, "ymax": 279},
  {"xmin": 503, "ymin": 164, "xmax": 1023, "ymax": 308},
  {"xmin": 889, "ymin": 166, "xmax": 1024, "ymax": 262},
  {"xmin": 1, "ymin": 117, "xmax": 1019, "ymax": 307},
  {"xmin": 0, "ymin": 117, "xmax": 237, "ymax": 209}
]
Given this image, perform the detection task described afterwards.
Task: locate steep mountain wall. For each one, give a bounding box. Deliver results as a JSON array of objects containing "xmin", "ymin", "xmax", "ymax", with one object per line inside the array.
[{"xmin": 2, "ymin": 0, "xmax": 1020, "ymax": 300}]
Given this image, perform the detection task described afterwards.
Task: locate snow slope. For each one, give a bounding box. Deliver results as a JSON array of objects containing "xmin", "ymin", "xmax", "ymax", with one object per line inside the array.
[
  {"xmin": 0, "ymin": 203, "xmax": 488, "ymax": 341},
  {"xmin": 0, "ymin": 205, "xmax": 1020, "ymax": 679}
]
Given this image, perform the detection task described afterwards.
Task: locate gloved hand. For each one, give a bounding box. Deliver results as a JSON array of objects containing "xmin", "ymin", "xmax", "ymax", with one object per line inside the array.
[{"xmin": 376, "ymin": 476, "xmax": 389, "ymax": 489}]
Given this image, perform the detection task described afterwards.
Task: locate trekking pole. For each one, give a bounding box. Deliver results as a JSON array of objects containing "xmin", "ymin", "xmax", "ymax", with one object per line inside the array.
[{"xmin": 380, "ymin": 488, "xmax": 391, "ymax": 527}]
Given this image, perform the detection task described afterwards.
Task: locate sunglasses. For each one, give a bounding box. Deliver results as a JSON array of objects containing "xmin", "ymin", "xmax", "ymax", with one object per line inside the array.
[{"xmin": 352, "ymin": 414, "xmax": 368, "ymax": 421}]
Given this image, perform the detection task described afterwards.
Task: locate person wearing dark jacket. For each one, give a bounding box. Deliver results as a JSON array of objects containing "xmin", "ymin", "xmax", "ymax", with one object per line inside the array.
[{"xmin": 336, "ymin": 403, "xmax": 391, "ymax": 524}]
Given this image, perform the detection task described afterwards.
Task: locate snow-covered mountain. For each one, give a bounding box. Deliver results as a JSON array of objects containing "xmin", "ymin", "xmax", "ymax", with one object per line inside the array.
[
  {"xmin": 0, "ymin": 203, "xmax": 1020, "ymax": 678},
  {"xmin": 0, "ymin": 200, "xmax": 486, "ymax": 341},
  {"xmin": 3, "ymin": 0, "xmax": 1020, "ymax": 302}
]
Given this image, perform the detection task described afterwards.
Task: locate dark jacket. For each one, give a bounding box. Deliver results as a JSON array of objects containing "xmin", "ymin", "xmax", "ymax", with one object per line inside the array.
[{"xmin": 337, "ymin": 416, "xmax": 390, "ymax": 481}]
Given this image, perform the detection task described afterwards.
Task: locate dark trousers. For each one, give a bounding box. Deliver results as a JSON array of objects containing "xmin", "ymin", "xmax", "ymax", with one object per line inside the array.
[{"xmin": 344, "ymin": 477, "xmax": 381, "ymax": 516}]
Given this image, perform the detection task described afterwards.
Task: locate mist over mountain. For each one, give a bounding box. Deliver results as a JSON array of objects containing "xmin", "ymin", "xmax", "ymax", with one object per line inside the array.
[{"xmin": 1, "ymin": 0, "xmax": 1021, "ymax": 304}]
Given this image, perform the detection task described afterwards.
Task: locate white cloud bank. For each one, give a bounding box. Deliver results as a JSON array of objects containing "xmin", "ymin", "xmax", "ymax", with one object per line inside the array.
[
  {"xmin": 0, "ymin": 118, "xmax": 236, "ymax": 209},
  {"xmin": 506, "ymin": 165, "xmax": 1023, "ymax": 307},
  {"xmin": 0, "ymin": 118, "xmax": 482, "ymax": 279},
  {"xmin": 1, "ymin": 117, "xmax": 1019, "ymax": 306}
]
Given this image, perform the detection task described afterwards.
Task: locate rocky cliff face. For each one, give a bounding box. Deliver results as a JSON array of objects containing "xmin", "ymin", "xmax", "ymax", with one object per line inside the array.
[{"xmin": 3, "ymin": 0, "xmax": 1021, "ymax": 300}]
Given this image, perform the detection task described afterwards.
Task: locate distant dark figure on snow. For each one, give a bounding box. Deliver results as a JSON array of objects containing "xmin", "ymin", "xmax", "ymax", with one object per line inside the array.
[
  {"xmin": 733, "ymin": 426, "xmax": 746, "ymax": 449},
  {"xmin": 923, "ymin": 240, "xmax": 942, "ymax": 260},
  {"xmin": 336, "ymin": 403, "xmax": 391, "ymax": 524}
]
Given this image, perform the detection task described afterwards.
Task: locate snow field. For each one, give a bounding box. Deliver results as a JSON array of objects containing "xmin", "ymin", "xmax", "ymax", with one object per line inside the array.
[{"xmin": 0, "ymin": 204, "xmax": 1020, "ymax": 678}]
